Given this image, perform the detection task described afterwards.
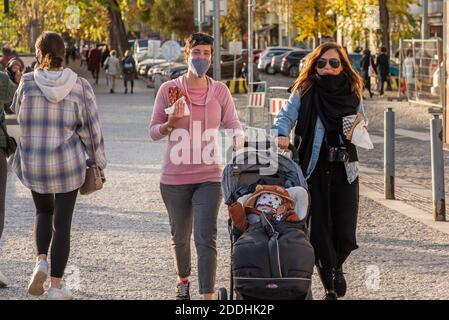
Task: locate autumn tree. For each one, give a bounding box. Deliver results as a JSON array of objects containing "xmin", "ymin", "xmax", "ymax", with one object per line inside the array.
[
  {"xmin": 291, "ymin": 0, "xmax": 335, "ymax": 46},
  {"xmin": 149, "ymin": 0, "xmax": 195, "ymax": 39},
  {"xmin": 220, "ymin": 0, "xmax": 268, "ymax": 47}
]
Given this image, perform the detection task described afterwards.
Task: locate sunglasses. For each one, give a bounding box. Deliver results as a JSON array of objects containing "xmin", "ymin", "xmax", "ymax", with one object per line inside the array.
[
  {"xmin": 191, "ymin": 33, "xmax": 215, "ymax": 44},
  {"xmin": 316, "ymin": 58, "xmax": 341, "ymax": 69}
]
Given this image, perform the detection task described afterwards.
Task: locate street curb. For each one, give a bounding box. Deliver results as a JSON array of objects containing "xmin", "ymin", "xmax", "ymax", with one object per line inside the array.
[{"xmin": 359, "ymin": 166, "xmax": 449, "ymax": 235}]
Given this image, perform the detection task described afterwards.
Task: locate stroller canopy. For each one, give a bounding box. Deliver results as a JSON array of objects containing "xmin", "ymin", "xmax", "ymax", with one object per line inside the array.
[{"xmin": 222, "ymin": 148, "xmax": 307, "ymax": 205}]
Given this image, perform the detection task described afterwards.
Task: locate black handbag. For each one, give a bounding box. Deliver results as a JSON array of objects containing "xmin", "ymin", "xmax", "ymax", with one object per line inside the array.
[{"xmin": 0, "ymin": 122, "xmax": 17, "ymax": 157}]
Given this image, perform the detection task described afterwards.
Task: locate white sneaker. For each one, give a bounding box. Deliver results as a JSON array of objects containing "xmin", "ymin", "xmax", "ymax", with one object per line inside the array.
[
  {"xmin": 27, "ymin": 260, "xmax": 48, "ymax": 296},
  {"xmin": 0, "ymin": 270, "xmax": 8, "ymax": 288},
  {"xmin": 47, "ymin": 286, "xmax": 73, "ymax": 300}
]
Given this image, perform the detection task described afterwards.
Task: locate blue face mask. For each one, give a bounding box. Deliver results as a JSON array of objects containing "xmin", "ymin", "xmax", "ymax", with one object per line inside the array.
[{"xmin": 188, "ymin": 57, "xmax": 211, "ymax": 78}]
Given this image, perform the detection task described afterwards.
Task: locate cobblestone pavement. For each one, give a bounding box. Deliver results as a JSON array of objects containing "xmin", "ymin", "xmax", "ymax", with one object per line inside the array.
[{"xmin": 1, "ymin": 69, "xmax": 449, "ymax": 300}]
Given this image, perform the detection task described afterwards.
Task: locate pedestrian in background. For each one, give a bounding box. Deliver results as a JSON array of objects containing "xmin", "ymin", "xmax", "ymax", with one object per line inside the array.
[
  {"xmin": 0, "ymin": 68, "xmax": 20, "ymax": 288},
  {"xmin": 11, "ymin": 31, "xmax": 106, "ymax": 300},
  {"xmin": 375, "ymin": 46, "xmax": 389, "ymax": 96},
  {"xmin": 360, "ymin": 48, "xmax": 376, "ymax": 98},
  {"xmin": 6, "ymin": 58, "xmax": 25, "ymax": 85},
  {"xmin": 121, "ymin": 50, "xmax": 136, "ymax": 94},
  {"xmin": 0, "ymin": 46, "xmax": 15, "ymax": 70},
  {"xmin": 80, "ymin": 44, "xmax": 89, "ymax": 68},
  {"xmin": 101, "ymin": 44, "xmax": 110, "ymax": 69},
  {"xmin": 87, "ymin": 44, "xmax": 102, "ymax": 85},
  {"xmin": 403, "ymin": 48, "xmax": 415, "ymax": 99},
  {"xmin": 104, "ymin": 50, "xmax": 120, "ymax": 94}
]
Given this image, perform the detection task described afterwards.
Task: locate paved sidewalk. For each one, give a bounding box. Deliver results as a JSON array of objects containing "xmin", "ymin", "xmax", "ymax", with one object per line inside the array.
[{"xmin": 1, "ymin": 69, "xmax": 449, "ymax": 300}]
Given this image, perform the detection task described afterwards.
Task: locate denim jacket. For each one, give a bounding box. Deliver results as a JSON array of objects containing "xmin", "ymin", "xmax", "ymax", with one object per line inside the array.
[{"xmin": 272, "ymin": 91, "xmax": 366, "ymax": 184}]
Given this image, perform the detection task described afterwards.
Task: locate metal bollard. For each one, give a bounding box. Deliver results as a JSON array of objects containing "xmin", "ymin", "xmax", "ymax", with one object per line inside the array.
[
  {"xmin": 384, "ymin": 107, "xmax": 395, "ymax": 200},
  {"xmin": 153, "ymin": 74, "xmax": 162, "ymax": 98},
  {"xmin": 247, "ymin": 108, "xmax": 254, "ymax": 127},
  {"xmin": 430, "ymin": 114, "xmax": 446, "ymax": 221}
]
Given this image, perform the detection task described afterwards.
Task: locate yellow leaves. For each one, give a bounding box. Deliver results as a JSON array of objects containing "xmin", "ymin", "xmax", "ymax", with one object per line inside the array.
[{"xmin": 292, "ymin": 0, "xmax": 335, "ymax": 41}]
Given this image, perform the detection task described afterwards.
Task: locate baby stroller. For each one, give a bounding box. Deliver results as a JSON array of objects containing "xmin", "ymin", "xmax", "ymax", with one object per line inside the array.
[{"xmin": 218, "ymin": 141, "xmax": 315, "ymax": 300}]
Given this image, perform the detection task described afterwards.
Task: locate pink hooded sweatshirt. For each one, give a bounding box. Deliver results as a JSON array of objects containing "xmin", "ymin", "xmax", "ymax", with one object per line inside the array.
[{"xmin": 149, "ymin": 75, "xmax": 243, "ymax": 185}]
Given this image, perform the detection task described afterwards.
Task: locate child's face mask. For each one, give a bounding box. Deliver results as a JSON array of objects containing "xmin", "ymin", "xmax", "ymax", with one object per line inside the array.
[{"xmin": 255, "ymin": 193, "xmax": 283, "ymax": 215}]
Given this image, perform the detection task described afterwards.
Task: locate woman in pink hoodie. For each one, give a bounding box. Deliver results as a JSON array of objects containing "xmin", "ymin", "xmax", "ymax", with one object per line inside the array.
[{"xmin": 149, "ymin": 33, "xmax": 243, "ymax": 300}]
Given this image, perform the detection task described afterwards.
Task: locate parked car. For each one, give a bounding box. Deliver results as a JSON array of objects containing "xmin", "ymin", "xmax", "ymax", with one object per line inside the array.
[
  {"xmin": 161, "ymin": 64, "xmax": 188, "ymax": 82},
  {"xmin": 147, "ymin": 62, "xmax": 175, "ymax": 87},
  {"xmin": 137, "ymin": 58, "xmax": 166, "ymax": 77},
  {"xmin": 257, "ymin": 47, "xmax": 297, "ymax": 74},
  {"xmin": 270, "ymin": 50, "xmax": 305, "ymax": 75},
  {"xmin": 133, "ymin": 39, "xmax": 150, "ymax": 62},
  {"xmin": 128, "ymin": 39, "xmax": 136, "ymax": 51},
  {"xmin": 242, "ymin": 49, "xmax": 263, "ymax": 64},
  {"xmin": 206, "ymin": 53, "xmax": 244, "ymax": 79},
  {"xmin": 280, "ymin": 50, "xmax": 312, "ymax": 77}
]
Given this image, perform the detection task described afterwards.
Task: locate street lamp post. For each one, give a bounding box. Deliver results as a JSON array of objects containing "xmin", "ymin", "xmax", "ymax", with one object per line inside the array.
[
  {"xmin": 213, "ymin": 0, "xmax": 221, "ymax": 80},
  {"xmin": 248, "ymin": 0, "xmax": 254, "ymax": 93},
  {"xmin": 422, "ymin": 0, "xmax": 429, "ymax": 39},
  {"xmin": 3, "ymin": 0, "xmax": 9, "ymax": 13}
]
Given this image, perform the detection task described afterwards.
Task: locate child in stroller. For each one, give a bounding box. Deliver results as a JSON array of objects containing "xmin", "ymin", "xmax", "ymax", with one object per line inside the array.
[
  {"xmin": 219, "ymin": 142, "xmax": 315, "ymax": 300},
  {"xmin": 228, "ymin": 184, "xmax": 309, "ymax": 234}
]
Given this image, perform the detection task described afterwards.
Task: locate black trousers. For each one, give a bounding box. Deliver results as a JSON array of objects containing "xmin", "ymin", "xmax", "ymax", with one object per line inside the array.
[
  {"xmin": 32, "ymin": 189, "xmax": 78, "ymax": 278},
  {"xmin": 363, "ymin": 75, "xmax": 373, "ymax": 97},
  {"xmin": 307, "ymin": 147, "xmax": 359, "ymax": 273},
  {"xmin": 91, "ymin": 69, "xmax": 99, "ymax": 84},
  {"xmin": 124, "ymin": 79, "xmax": 134, "ymax": 89}
]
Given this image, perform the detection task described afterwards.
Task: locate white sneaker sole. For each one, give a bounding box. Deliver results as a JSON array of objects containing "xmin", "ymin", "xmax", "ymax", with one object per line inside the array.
[{"xmin": 28, "ymin": 271, "xmax": 47, "ymax": 296}]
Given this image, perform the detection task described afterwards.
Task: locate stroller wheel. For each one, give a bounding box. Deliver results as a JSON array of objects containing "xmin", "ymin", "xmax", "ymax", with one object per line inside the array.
[
  {"xmin": 305, "ymin": 287, "xmax": 313, "ymax": 300},
  {"xmin": 217, "ymin": 288, "xmax": 228, "ymax": 300}
]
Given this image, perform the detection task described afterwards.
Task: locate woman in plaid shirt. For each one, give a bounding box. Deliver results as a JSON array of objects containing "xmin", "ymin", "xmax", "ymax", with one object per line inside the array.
[{"xmin": 10, "ymin": 32, "xmax": 106, "ymax": 300}]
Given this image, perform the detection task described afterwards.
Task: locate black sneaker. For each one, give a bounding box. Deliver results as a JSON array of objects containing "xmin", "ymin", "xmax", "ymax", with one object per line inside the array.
[
  {"xmin": 323, "ymin": 290, "xmax": 338, "ymax": 300},
  {"xmin": 176, "ymin": 281, "xmax": 190, "ymax": 300},
  {"xmin": 333, "ymin": 266, "xmax": 347, "ymax": 298}
]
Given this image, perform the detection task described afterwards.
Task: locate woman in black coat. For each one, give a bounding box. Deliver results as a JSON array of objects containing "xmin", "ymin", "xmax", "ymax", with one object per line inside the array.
[{"xmin": 360, "ymin": 49, "xmax": 376, "ymax": 98}]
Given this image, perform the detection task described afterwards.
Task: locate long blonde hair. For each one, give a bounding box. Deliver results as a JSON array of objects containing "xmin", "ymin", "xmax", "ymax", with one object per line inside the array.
[{"xmin": 292, "ymin": 42, "xmax": 364, "ymax": 99}]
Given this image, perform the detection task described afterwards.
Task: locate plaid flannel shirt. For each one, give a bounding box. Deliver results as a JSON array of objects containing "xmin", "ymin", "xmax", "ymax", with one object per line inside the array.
[{"xmin": 11, "ymin": 73, "xmax": 106, "ymax": 194}]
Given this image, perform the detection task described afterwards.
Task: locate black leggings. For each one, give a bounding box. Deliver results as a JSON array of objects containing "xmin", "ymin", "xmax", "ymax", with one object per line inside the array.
[
  {"xmin": 0, "ymin": 149, "xmax": 6, "ymax": 240},
  {"xmin": 32, "ymin": 189, "xmax": 78, "ymax": 278},
  {"xmin": 124, "ymin": 79, "xmax": 134, "ymax": 89}
]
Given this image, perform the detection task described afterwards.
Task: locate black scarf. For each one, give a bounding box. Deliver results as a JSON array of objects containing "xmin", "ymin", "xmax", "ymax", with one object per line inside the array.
[{"xmin": 294, "ymin": 73, "xmax": 360, "ymax": 175}]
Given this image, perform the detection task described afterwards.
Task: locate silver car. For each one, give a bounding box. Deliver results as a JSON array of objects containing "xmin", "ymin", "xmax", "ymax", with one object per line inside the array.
[{"xmin": 257, "ymin": 47, "xmax": 297, "ymax": 74}]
